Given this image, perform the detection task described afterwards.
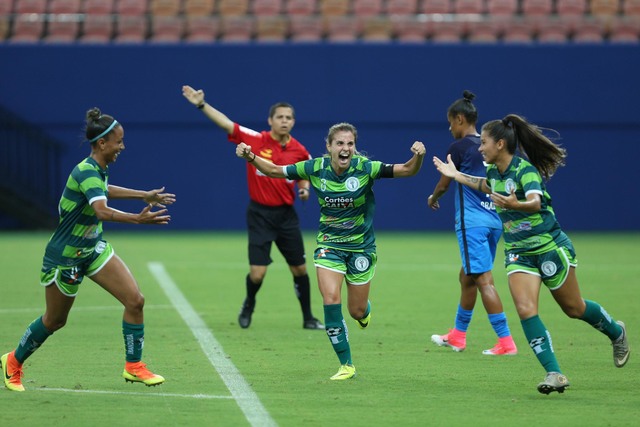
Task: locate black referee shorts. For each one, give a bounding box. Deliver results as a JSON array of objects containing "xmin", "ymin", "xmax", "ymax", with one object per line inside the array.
[{"xmin": 246, "ymin": 201, "xmax": 306, "ymax": 267}]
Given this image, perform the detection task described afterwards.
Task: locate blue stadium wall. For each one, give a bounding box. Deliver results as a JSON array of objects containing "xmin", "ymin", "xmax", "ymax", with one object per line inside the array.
[{"xmin": 1, "ymin": 44, "xmax": 639, "ymax": 231}]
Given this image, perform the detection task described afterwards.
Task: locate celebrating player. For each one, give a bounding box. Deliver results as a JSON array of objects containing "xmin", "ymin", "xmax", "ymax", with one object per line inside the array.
[
  {"xmin": 236, "ymin": 122, "xmax": 426, "ymax": 380},
  {"xmin": 1, "ymin": 107, "xmax": 174, "ymax": 392},
  {"xmin": 433, "ymin": 113, "xmax": 630, "ymax": 394}
]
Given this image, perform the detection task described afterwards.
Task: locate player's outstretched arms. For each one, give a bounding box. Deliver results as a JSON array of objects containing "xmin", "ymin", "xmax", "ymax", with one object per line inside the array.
[
  {"xmin": 433, "ymin": 154, "xmax": 490, "ymax": 194},
  {"xmin": 143, "ymin": 186, "xmax": 176, "ymax": 208},
  {"xmin": 92, "ymin": 199, "xmax": 171, "ymax": 225}
]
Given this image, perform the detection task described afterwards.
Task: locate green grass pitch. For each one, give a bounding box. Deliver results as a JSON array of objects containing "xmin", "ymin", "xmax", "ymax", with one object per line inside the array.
[{"xmin": 1, "ymin": 231, "xmax": 638, "ymax": 426}]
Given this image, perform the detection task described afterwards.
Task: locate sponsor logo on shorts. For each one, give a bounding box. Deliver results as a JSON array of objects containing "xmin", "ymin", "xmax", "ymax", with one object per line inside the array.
[{"xmin": 95, "ymin": 241, "xmax": 107, "ymax": 254}]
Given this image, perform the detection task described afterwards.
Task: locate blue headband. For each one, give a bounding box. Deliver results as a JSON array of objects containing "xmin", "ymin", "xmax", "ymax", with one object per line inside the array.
[{"xmin": 89, "ymin": 119, "xmax": 119, "ymax": 143}]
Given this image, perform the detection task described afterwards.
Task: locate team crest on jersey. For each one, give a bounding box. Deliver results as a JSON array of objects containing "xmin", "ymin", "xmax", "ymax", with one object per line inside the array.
[
  {"xmin": 541, "ymin": 261, "xmax": 558, "ymax": 277},
  {"xmin": 354, "ymin": 256, "xmax": 369, "ymax": 272},
  {"xmin": 345, "ymin": 177, "xmax": 360, "ymax": 192},
  {"xmin": 505, "ymin": 178, "xmax": 516, "ymax": 194}
]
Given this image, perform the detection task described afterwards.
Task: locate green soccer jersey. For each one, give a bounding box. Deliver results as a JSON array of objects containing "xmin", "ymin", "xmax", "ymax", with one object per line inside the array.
[
  {"xmin": 486, "ymin": 156, "xmax": 569, "ymax": 255},
  {"xmin": 284, "ymin": 156, "xmax": 385, "ymax": 252},
  {"xmin": 44, "ymin": 157, "xmax": 108, "ymax": 266}
]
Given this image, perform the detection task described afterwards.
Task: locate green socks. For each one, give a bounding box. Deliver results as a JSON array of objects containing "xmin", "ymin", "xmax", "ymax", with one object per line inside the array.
[
  {"xmin": 521, "ymin": 315, "xmax": 561, "ymax": 373},
  {"xmin": 324, "ymin": 304, "xmax": 352, "ymax": 365},
  {"xmin": 123, "ymin": 321, "xmax": 145, "ymax": 363},
  {"xmin": 14, "ymin": 316, "xmax": 52, "ymax": 364},
  {"xmin": 580, "ymin": 300, "xmax": 623, "ymax": 340}
]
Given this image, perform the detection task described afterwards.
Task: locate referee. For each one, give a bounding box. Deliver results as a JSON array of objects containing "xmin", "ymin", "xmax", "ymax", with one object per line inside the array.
[{"xmin": 182, "ymin": 85, "xmax": 324, "ymax": 330}]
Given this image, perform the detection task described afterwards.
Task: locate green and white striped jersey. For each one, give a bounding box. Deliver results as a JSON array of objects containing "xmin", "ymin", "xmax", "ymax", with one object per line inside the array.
[
  {"xmin": 284, "ymin": 156, "xmax": 384, "ymax": 252},
  {"xmin": 44, "ymin": 157, "xmax": 108, "ymax": 266},
  {"xmin": 486, "ymin": 156, "xmax": 569, "ymax": 255}
]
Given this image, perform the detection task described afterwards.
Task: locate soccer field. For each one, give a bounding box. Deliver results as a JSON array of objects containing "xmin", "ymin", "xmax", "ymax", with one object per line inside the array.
[{"xmin": 1, "ymin": 231, "xmax": 638, "ymax": 427}]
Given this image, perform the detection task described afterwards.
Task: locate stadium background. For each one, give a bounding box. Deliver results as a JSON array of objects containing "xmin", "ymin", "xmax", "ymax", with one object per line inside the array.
[{"xmin": 1, "ymin": 42, "xmax": 639, "ymax": 231}]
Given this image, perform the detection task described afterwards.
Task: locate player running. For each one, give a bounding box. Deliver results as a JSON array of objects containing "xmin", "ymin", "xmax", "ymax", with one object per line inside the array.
[
  {"xmin": 1, "ymin": 108, "xmax": 174, "ymax": 392},
  {"xmin": 433, "ymin": 113, "xmax": 630, "ymax": 394}
]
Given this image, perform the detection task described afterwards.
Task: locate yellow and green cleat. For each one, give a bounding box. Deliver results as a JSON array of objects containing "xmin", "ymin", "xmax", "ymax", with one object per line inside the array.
[
  {"xmin": 330, "ymin": 364, "xmax": 356, "ymax": 380},
  {"xmin": 123, "ymin": 361, "xmax": 165, "ymax": 387}
]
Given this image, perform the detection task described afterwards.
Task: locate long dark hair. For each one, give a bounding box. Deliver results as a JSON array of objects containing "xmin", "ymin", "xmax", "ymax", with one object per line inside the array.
[{"xmin": 481, "ymin": 114, "xmax": 566, "ymax": 180}]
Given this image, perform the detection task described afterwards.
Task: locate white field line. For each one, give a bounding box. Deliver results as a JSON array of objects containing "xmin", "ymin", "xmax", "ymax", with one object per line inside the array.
[
  {"xmin": 33, "ymin": 387, "xmax": 232, "ymax": 399},
  {"xmin": 147, "ymin": 261, "xmax": 277, "ymax": 427}
]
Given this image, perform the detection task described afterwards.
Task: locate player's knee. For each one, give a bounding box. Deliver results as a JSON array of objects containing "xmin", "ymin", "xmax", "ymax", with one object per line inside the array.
[
  {"xmin": 348, "ymin": 304, "xmax": 367, "ymax": 320},
  {"xmin": 43, "ymin": 314, "xmax": 68, "ymax": 332},
  {"xmin": 125, "ymin": 292, "xmax": 145, "ymax": 313}
]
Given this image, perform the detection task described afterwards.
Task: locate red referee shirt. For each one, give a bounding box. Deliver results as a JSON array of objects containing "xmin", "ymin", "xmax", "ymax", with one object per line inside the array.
[{"xmin": 228, "ymin": 123, "xmax": 312, "ymax": 207}]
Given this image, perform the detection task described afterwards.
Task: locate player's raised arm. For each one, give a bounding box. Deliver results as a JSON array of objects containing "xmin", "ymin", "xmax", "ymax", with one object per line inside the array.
[
  {"xmin": 236, "ymin": 142, "xmax": 287, "ymax": 178},
  {"xmin": 392, "ymin": 141, "xmax": 426, "ymax": 177},
  {"xmin": 181, "ymin": 85, "xmax": 234, "ymax": 134},
  {"xmin": 433, "ymin": 154, "xmax": 490, "ymax": 194}
]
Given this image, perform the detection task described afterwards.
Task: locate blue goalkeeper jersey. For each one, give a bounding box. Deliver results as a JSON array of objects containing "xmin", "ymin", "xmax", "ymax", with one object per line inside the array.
[
  {"xmin": 284, "ymin": 156, "xmax": 385, "ymax": 252},
  {"xmin": 43, "ymin": 157, "xmax": 108, "ymax": 266},
  {"xmin": 448, "ymin": 135, "xmax": 501, "ymax": 231}
]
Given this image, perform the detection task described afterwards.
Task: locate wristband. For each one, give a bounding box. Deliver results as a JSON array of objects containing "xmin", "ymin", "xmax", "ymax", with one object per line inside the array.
[
  {"xmin": 197, "ymin": 102, "xmax": 206, "ymax": 109},
  {"xmin": 247, "ymin": 153, "xmax": 256, "ymax": 163}
]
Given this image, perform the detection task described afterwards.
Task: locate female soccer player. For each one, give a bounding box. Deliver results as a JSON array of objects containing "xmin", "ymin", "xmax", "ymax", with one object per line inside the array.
[
  {"xmin": 235, "ymin": 122, "xmax": 426, "ymax": 380},
  {"xmin": 428, "ymin": 91, "xmax": 517, "ymax": 356},
  {"xmin": 1, "ymin": 108, "xmax": 175, "ymax": 392},
  {"xmin": 432, "ymin": 114, "xmax": 629, "ymax": 394}
]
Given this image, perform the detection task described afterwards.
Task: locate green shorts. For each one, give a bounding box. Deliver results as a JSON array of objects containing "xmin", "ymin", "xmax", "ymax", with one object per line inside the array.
[
  {"xmin": 313, "ymin": 246, "xmax": 377, "ymax": 285},
  {"xmin": 504, "ymin": 244, "xmax": 577, "ymax": 290},
  {"xmin": 40, "ymin": 240, "xmax": 115, "ymax": 297}
]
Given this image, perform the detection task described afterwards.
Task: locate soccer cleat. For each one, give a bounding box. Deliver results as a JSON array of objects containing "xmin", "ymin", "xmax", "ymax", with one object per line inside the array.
[
  {"xmin": 537, "ymin": 372, "xmax": 570, "ymax": 394},
  {"xmin": 356, "ymin": 312, "xmax": 371, "ymax": 330},
  {"xmin": 612, "ymin": 320, "xmax": 630, "ymax": 368},
  {"xmin": 330, "ymin": 364, "xmax": 356, "ymax": 380},
  {"xmin": 1, "ymin": 351, "xmax": 25, "ymax": 392},
  {"xmin": 482, "ymin": 336, "xmax": 518, "ymax": 356},
  {"xmin": 238, "ymin": 299, "xmax": 255, "ymax": 329},
  {"xmin": 122, "ymin": 361, "xmax": 165, "ymax": 387},
  {"xmin": 303, "ymin": 318, "xmax": 325, "ymax": 330},
  {"xmin": 431, "ymin": 329, "xmax": 466, "ymax": 352}
]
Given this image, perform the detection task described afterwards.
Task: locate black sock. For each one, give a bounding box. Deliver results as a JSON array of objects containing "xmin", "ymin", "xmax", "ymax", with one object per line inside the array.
[
  {"xmin": 246, "ymin": 274, "xmax": 262, "ymax": 305},
  {"xmin": 294, "ymin": 273, "xmax": 313, "ymax": 320}
]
